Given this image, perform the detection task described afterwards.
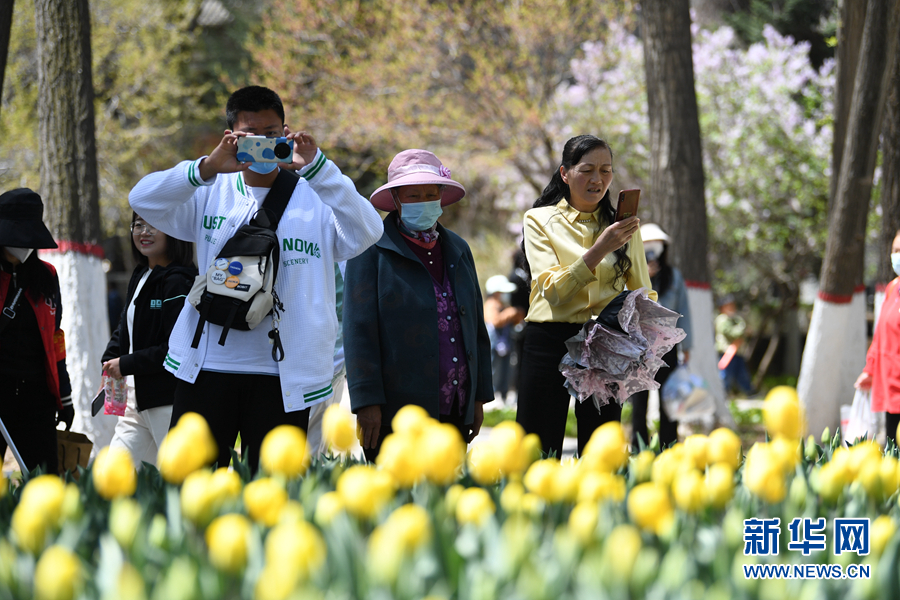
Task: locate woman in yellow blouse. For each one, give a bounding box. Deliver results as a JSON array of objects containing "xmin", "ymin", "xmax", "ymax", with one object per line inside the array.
[{"xmin": 516, "ymin": 135, "xmax": 655, "ymax": 456}]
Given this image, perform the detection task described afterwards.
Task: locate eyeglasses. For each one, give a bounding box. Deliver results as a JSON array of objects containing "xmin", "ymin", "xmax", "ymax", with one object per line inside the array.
[{"xmin": 130, "ymin": 222, "xmax": 158, "ymax": 235}]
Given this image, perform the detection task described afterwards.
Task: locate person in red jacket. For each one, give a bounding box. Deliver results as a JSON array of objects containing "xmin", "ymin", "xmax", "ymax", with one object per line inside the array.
[
  {"xmin": 0, "ymin": 188, "xmax": 73, "ymax": 473},
  {"xmin": 856, "ymin": 229, "xmax": 900, "ymax": 447}
]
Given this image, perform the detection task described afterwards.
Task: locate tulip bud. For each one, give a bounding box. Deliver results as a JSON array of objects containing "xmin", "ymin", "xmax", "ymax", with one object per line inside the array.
[{"xmin": 34, "ymin": 545, "xmax": 82, "ymax": 600}]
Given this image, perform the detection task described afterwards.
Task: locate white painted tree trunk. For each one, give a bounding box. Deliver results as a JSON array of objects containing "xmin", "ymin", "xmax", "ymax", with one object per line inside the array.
[
  {"xmin": 686, "ymin": 286, "xmax": 736, "ymax": 428},
  {"xmin": 797, "ymin": 290, "xmax": 868, "ymax": 439},
  {"xmin": 41, "ymin": 250, "xmax": 116, "ymax": 455}
]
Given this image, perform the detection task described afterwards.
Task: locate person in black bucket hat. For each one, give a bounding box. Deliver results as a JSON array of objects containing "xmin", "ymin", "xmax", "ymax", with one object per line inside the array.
[{"xmin": 0, "ymin": 188, "xmax": 73, "ymax": 474}]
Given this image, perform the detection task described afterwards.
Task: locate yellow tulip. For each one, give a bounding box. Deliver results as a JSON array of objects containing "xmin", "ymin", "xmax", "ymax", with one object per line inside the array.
[
  {"xmin": 582, "ymin": 421, "xmax": 628, "ymax": 472},
  {"xmin": 243, "ymin": 478, "xmax": 288, "ymax": 527},
  {"xmin": 705, "ymin": 464, "xmax": 735, "ymax": 509},
  {"xmin": 11, "ymin": 505, "xmax": 50, "ymax": 555},
  {"xmin": 377, "ymin": 433, "xmax": 425, "ymax": 488},
  {"xmin": 209, "ymin": 468, "xmax": 242, "ymax": 506},
  {"xmin": 706, "ymin": 428, "xmax": 742, "ymax": 470},
  {"xmin": 602, "ymin": 525, "xmax": 643, "ymax": 579},
  {"xmin": 651, "ymin": 445, "xmax": 693, "ymax": 490},
  {"xmin": 552, "ymin": 461, "xmax": 582, "ymax": 503},
  {"xmin": 383, "ymin": 504, "xmax": 432, "ymax": 552},
  {"xmin": 116, "ymin": 562, "xmax": 147, "ymax": 600},
  {"xmin": 109, "ymin": 498, "xmax": 142, "ymax": 549},
  {"xmin": 336, "ymin": 465, "xmax": 395, "ymax": 520},
  {"xmin": 173, "ymin": 412, "xmax": 219, "ymax": 462},
  {"xmin": 520, "ymin": 493, "xmax": 546, "ymax": 518},
  {"xmin": 34, "ymin": 545, "xmax": 82, "ymax": 600},
  {"xmin": 577, "ymin": 471, "xmax": 626, "ymax": 504},
  {"xmin": 631, "ymin": 450, "xmax": 656, "ymax": 483},
  {"xmin": 456, "ymin": 487, "xmax": 495, "ymax": 526},
  {"xmin": 672, "ymin": 469, "xmax": 706, "ymax": 513},
  {"xmin": 391, "ymin": 405, "xmax": 432, "ymax": 438},
  {"xmin": 0, "ymin": 470, "xmax": 6, "ymax": 499},
  {"xmin": 420, "ymin": 423, "xmax": 466, "ymax": 485},
  {"xmin": 180, "ymin": 470, "xmax": 215, "ymax": 526},
  {"xmin": 769, "ymin": 437, "xmax": 801, "ymax": 474},
  {"xmin": 60, "ymin": 483, "xmax": 82, "ymax": 525},
  {"xmin": 763, "ymin": 387, "xmax": 804, "ymax": 439},
  {"xmin": 871, "ymin": 515, "xmax": 896, "ymax": 557},
  {"xmin": 322, "ymin": 404, "xmax": 356, "ymax": 453},
  {"xmin": 260, "ymin": 425, "xmax": 309, "ymax": 479},
  {"xmin": 743, "ymin": 443, "xmax": 787, "ymax": 504},
  {"xmin": 490, "ymin": 421, "xmax": 526, "ymax": 474},
  {"xmin": 0, "ymin": 540, "xmax": 15, "ymax": 587},
  {"xmin": 278, "ymin": 500, "xmax": 305, "ymax": 525},
  {"xmin": 683, "ymin": 435, "xmax": 709, "ymax": 471},
  {"xmin": 445, "ymin": 484, "xmax": 464, "ymax": 513},
  {"xmin": 814, "ymin": 463, "xmax": 845, "ymax": 504},
  {"xmin": 627, "ymin": 482, "xmax": 674, "ymax": 535},
  {"xmin": 92, "ymin": 447, "xmax": 137, "ymax": 500},
  {"xmin": 568, "ymin": 502, "xmax": 599, "ymax": 545},
  {"xmin": 467, "ymin": 442, "xmax": 503, "ymax": 485},
  {"xmin": 255, "ymin": 564, "xmax": 298, "ymax": 600},
  {"xmin": 367, "ymin": 525, "xmax": 404, "ymax": 583},
  {"xmin": 158, "ymin": 413, "xmax": 218, "ymax": 484},
  {"xmin": 314, "ymin": 491, "xmax": 344, "ymax": 526},
  {"xmin": 206, "ymin": 513, "xmax": 252, "ymax": 573},
  {"xmin": 846, "ymin": 440, "xmax": 882, "ymax": 481},
  {"xmin": 20, "ymin": 475, "xmax": 66, "ymax": 526},
  {"xmin": 881, "ymin": 456, "xmax": 900, "ymax": 498},
  {"xmin": 500, "ymin": 481, "xmax": 526, "ymax": 513},
  {"xmin": 264, "ymin": 520, "xmax": 326, "ymax": 578},
  {"xmin": 523, "ymin": 459, "xmax": 561, "ymax": 502},
  {"xmin": 518, "ymin": 433, "xmax": 543, "ymax": 474}
]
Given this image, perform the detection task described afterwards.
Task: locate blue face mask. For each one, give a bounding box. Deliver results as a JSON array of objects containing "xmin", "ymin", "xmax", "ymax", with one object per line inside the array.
[
  {"xmin": 892, "ymin": 252, "xmax": 900, "ymax": 277},
  {"xmin": 400, "ymin": 200, "xmax": 443, "ymax": 231},
  {"xmin": 248, "ymin": 161, "xmax": 278, "ymax": 174}
]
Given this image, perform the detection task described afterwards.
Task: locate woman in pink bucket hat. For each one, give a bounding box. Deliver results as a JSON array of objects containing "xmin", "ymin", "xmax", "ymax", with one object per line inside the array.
[{"xmin": 343, "ymin": 149, "xmax": 494, "ymax": 461}]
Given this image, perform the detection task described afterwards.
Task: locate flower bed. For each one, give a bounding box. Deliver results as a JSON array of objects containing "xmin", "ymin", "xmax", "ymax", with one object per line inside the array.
[{"xmin": 1, "ymin": 388, "xmax": 899, "ymax": 600}]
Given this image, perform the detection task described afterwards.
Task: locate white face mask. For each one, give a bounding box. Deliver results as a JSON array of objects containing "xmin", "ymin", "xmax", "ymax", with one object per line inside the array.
[
  {"xmin": 891, "ymin": 252, "xmax": 900, "ymax": 277},
  {"xmin": 644, "ymin": 240, "xmax": 664, "ymax": 263},
  {"xmin": 6, "ymin": 247, "xmax": 34, "ymax": 263}
]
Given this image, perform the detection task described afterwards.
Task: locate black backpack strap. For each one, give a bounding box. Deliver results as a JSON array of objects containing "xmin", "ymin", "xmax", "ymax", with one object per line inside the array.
[
  {"xmin": 255, "ymin": 168, "xmax": 299, "ymax": 231},
  {"xmin": 218, "ymin": 299, "xmax": 243, "ymax": 346},
  {"xmin": 191, "ymin": 292, "xmax": 214, "ymax": 348},
  {"xmin": 0, "ymin": 287, "xmax": 24, "ymax": 335}
]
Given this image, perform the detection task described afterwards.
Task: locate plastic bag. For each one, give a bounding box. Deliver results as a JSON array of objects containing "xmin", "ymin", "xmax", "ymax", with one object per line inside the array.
[
  {"xmin": 102, "ymin": 373, "xmax": 127, "ymax": 416},
  {"xmin": 842, "ymin": 388, "xmax": 876, "ymax": 444},
  {"xmin": 660, "ymin": 365, "xmax": 716, "ymax": 422}
]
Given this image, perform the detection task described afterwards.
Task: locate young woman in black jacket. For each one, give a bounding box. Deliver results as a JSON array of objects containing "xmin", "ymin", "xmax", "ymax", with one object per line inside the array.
[{"xmin": 101, "ymin": 213, "xmax": 195, "ymax": 466}]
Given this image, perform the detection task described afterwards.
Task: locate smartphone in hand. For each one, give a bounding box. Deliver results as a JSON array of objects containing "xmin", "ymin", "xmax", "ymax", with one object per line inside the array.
[{"xmin": 615, "ymin": 189, "xmax": 641, "ymax": 221}]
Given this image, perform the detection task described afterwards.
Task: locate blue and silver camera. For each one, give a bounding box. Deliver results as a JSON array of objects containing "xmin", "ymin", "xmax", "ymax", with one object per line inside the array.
[{"xmin": 236, "ymin": 136, "xmax": 294, "ymax": 163}]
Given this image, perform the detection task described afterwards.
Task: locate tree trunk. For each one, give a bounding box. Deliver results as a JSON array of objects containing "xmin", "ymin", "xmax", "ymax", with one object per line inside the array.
[
  {"xmin": 35, "ymin": 0, "xmax": 114, "ymax": 451},
  {"xmin": 831, "ymin": 0, "xmax": 868, "ymax": 207},
  {"xmin": 878, "ymin": 50, "xmax": 900, "ymax": 285},
  {"xmin": 0, "ymin": 0, "xmax": 13, "ymax": 106},
  {"xmin": 799, "ymin": 0, "xmax": 900, "ymax": 440},
  {"xmin": 642, "ymin": 0, "xmax": 734, "ymax": 428}
]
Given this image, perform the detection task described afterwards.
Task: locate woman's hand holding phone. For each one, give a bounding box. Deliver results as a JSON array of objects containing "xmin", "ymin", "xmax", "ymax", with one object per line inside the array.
[{"xmin": 583, "ymin": 216, "xmax": 639, "ymax": 270}]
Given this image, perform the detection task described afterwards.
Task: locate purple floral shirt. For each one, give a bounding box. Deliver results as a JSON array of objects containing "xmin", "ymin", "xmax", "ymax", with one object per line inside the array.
[
  {"xmin": 401, "ymin": 234, "xmax": 468, "ymax": 415},
  {"xmin": 433, "ymin": 273, "xmax": 468, "ymax": 415}
]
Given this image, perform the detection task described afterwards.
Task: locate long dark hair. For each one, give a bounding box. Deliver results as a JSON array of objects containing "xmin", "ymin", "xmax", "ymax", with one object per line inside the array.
[
  {"xmin": 0, "ymin": 250, "xmax": 57, "ymax": 301},
  {"xmin": 524, "ymin": 135, "xmax": 632, "ymax": 286},
  {"xmin": 653, "ymin": 243, "xmax": 673, "ymax": 297},
  {"xmin": 130, "ymin": 213, "xmax": 194, "ymax": 268}
]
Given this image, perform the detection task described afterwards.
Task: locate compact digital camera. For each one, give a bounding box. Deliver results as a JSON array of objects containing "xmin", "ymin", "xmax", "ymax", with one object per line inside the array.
[{"xmin": 236, "ymin": 136, "xmax": 294, "ymax": 163}]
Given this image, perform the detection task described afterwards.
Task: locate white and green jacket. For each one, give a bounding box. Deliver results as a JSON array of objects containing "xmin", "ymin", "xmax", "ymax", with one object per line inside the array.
[{"xmin": 129, "ymin": 151, "xmax": 383, "ymax": 411}]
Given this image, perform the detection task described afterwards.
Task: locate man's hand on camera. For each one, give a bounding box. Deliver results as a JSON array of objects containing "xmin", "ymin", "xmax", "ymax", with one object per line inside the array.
[
  {"xmin": 283, "ymin": 126, "xmax": 318, "ymax": 170},
  {"xmin": 198, "ymin": 131, "xmax": 252, "ymax": 181}
]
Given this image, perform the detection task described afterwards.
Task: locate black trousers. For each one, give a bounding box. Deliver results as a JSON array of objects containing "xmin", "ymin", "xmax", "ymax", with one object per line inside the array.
[
  {"xmin": 887, "ymin": 412, "xmax": 900, "ymax": 447},
  {"xmin": 362, "ymin": 401, "xmax": 468, "ymax": 463},
  {"xmin": 171, "ymin": 371, "xmax": 309, "ymax": 474},
  {"xmin": 515, "ymin": 322, "xmax": 621, "ymax": 457},
  {"xmin": 0, "ymin": 376, "xmax": 58, "ymax": 474},
  {"xmin": 630, "ymin": 346, "xmax": 679, "ymax": 449}
]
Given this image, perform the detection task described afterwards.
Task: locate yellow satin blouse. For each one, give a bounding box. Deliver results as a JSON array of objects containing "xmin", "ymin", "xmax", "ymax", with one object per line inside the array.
[{"xmin": 523, "ymin": 198, "xmax": 656, "ymax": 323}]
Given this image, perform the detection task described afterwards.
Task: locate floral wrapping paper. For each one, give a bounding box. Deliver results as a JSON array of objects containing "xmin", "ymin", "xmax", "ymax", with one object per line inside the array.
[{"xmin": 559, "ymin": 288, "xmax": 686, "ymax": 410}]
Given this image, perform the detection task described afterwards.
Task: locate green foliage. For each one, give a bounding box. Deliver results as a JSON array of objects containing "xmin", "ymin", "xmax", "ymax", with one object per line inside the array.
[{"xmin": 724, "ymin": 0, "xmax": 837, "ymax": 69}]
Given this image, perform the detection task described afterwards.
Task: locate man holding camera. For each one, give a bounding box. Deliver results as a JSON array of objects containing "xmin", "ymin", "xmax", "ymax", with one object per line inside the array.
[{"xmin": 129, "ymin": 86, "xmax": 383, "ymax": 471}]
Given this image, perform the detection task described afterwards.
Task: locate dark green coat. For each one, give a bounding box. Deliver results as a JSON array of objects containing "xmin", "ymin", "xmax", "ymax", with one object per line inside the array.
[{"xmin": 344, "ymin": 215, "xmax": 493, "ymax": 425}]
